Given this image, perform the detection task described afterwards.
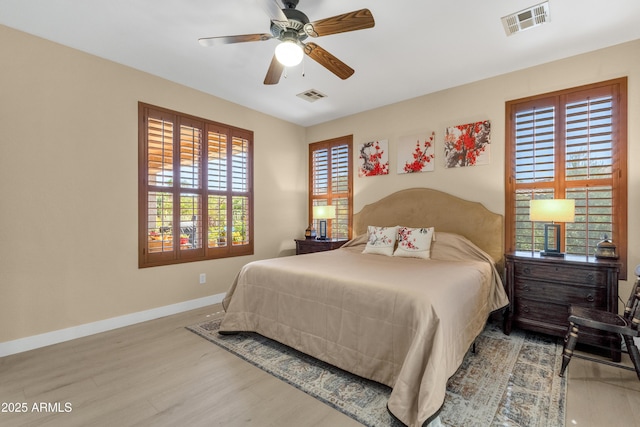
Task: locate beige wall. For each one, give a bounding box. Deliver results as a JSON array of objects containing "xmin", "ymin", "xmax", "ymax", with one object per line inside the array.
[
  {"xmin": 0, "ymin": 25, "xmax": 307, "ymax": 343},
  {"xmin": 306, "ymin": 39, "xmax": 640, "ymax": 306}
]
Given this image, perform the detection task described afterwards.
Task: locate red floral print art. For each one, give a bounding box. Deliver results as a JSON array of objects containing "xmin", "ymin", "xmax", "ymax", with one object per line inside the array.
[
  {"xmin": 359, "ymin": 140, "xmax": 389, "ymax": 177},
  {"xmin": 444, "ymin": 120, "xmax": 491, "ymax": 168},
  {"xmin": 403, "ymin": 132, "xmax": 435, "ymax": 173}
]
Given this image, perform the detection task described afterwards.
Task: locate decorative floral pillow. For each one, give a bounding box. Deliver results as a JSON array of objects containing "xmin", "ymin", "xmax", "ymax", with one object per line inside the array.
[
  {"xmin": 363, "ymin": 226, "xmax": 398, "ymax": 256},
  {"xmin": 393, "ymin": 227, "xmax": 435, "ymax": 259}
]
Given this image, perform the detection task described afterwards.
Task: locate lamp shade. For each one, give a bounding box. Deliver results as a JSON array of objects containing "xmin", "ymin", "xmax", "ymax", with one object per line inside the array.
[
  {"xmin": 529, "ymin": 199, "xmax": 575, "ymax": 222},
  {"xmin": 313, "ymin": 205, "xmax": 336, "ymax": 220},
  {"xmin": 275, "ymin": 41, "xmax": 303, "ymax": 67}
]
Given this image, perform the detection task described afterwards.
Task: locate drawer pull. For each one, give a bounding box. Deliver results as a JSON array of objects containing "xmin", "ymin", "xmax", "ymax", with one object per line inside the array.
[
  {"xmin": 586, "ymin": 294, "xmax": 595, "ymax": 302},
  {"xmin": 522, "ymin": 305, "xmax": 530, "ymax": 313},
  {"xmin": 523, "ymin": 285, "xmax": 530, "ymax": 292},
  {"xmin": 523, "ymin": 267, "xmax": 531, "ymax": 275},
  {"xmin": 586, "ymin": 273, "xmax": 595, "ymax": 282}
]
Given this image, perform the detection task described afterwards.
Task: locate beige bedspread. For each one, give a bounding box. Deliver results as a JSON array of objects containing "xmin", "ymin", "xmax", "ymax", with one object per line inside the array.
[{"xmin": 221, "ymin": 232, "xmax": 509, "ymax": 426}]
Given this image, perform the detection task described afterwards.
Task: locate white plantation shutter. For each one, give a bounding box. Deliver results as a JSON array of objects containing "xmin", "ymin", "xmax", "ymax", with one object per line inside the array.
[
  {"xmin": 310, "ymin": 136, "xmax": 353, "ymax": 239},
  {"xmin": 139, "ymin": 103, "xmax": 253, "ymax": 267},
  {"xmin": 505, "ymin": 78, "xmax": 627, "ymax": 277}
]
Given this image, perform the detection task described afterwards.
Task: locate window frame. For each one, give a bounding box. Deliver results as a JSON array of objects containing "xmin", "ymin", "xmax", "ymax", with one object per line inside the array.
[
  {"xmin": 308, "ymin": 135, "xmax": 353, "ymax": 240},
  {"xmin": 504, "ymin": 77, "xmax": 628, "ymax": 278},
  {"xmin": 138, "ymin": 102, "xmax": 254, "ymax": 268}
]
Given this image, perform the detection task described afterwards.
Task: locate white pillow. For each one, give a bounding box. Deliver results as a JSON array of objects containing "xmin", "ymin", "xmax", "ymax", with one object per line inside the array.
[
  {"xmin": 363, "ymin": 226, "xmax": 398, "ymax": 256},
  {"xmin": 393, "ymin": 227, "xmax": 435, "ymax": 259}
]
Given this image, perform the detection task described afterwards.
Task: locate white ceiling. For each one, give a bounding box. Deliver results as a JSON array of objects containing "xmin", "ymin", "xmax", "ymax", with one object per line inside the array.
[{"xmin": 1, "ymin": 0, "xmax": 639, "ymax": 127}]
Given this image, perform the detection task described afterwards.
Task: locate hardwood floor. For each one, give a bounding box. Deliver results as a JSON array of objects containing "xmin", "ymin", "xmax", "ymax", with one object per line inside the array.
[{"xmin": 0, "ymin": 304, "xmax": 638, "ymax": 426}]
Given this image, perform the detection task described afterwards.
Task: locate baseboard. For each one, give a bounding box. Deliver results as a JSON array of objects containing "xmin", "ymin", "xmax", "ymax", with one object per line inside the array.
[{"xmin": 0, "ymin": 293, "xmax": 225, "ymax": 358}]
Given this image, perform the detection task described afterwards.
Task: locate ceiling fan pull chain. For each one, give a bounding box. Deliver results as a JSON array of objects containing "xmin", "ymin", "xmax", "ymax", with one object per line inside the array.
[{"xmin": 302, "ymin": 55, "xmax": 306, "ymax": 77}]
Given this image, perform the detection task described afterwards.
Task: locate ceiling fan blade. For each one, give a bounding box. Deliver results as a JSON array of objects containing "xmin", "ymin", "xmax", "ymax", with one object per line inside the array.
[
  {"xmin": 304, "ymin": 9, "xmax": 375, "ymax": 37},
  {"xmin": 304, "ymin": 42, "xmax": 354, "ymax": 80},
  {"xmin": 198, "ymin": 33, "xmax": 272, "ymax": 47},
  {"xmin": 256, "ymin": 0, "xmax": 288, "ymax": 28},
  {"xmin": 264, "ymin": 54, "xmax": 285, "ymax": 85}
]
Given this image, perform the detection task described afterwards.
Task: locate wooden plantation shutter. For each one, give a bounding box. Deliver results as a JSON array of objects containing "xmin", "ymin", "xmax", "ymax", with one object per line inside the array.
[
  {"xmin": 564, "ymin": 88, "xmax": 617, "ymax": 258},
  {"xmin": 309, "ymin": 135, "xmax": 353, "ymax": 239},
  {"xmin": 229, "ymin": 134, "xmax": 252, "ymax": 248},
  {"xmin": 145, "ymin": 112, "xmax": 175, "ymax": 261},
  {"xmin": 206, "ymin": 127, "xmax": 228, "ymax": 252},
  {"xmin": 139, "ymin": 103, "xmax": 253, "ymax": 267},
  {"xmin": 177, "ymin": 117, "xmax": 204, "ymax": 262},
  {"xmin": 505, "ymin": 78, "xmax": 628, "ymax": 277},
  {"xmin": 511, "ymin": 102, "xmax": 556, "ymax": 255}
]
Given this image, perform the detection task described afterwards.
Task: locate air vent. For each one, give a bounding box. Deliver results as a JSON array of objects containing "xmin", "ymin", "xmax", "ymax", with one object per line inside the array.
[
  {"xmin": 296, "ymin": 89, "xmax": 327, "ymax": 103},
  {"xmin": 501, "ymin": 1, "xmax": 549, "ymax": 36}
]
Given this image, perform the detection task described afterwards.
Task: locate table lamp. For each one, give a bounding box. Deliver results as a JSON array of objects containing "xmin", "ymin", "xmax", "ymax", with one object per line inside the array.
[
  {"xmin": 529, "ymin": 199, "xmax": 575, "ymax": 257},
  {"xmin": 313, "ymin": 205, "xmax": 336, "ymax": 241}
]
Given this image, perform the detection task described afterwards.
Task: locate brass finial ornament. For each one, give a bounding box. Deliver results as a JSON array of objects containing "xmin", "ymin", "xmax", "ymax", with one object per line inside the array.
[
  {"xmin": 304, "ymin": 224, "xmax": 316, "ymax": 240},
  {"xmin": 595, "ymin": 234, "xmax": 618, "ymax": 259}
]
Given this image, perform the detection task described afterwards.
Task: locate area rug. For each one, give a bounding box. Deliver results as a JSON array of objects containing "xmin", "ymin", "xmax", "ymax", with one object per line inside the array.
[{"xmin": 187, "ymin": 318, "xmax": 566, "ymax": 427}]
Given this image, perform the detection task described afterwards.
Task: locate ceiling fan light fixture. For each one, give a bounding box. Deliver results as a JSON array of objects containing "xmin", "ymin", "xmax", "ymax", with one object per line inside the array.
[{"xmin": 275, "ymin": 40, "xmax": 304, "ymax": 67}]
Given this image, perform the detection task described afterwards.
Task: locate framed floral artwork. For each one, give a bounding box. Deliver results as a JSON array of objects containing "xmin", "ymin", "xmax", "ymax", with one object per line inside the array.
[
  {"xmin": 358, "ymin": 139, "xmax": 389, "ymax": 177},
  {"xmin": 397, "ymin": 131, "xmax": 435, "ymax": 174},
  {"xmin": 444, "ymin": 120, "xmax": 491, "ymax": 168}
]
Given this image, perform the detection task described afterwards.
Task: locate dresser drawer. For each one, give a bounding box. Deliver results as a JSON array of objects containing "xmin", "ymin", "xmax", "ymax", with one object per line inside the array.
[
  {"xmin": 513, "ymin": 297, "xmax": 614, "ymax": 347},
  {"xmin": 295, "ymin": 239, "xmax": 347, "ymax": 255},
  {"xmin": 514, "ymin": 262, "xmax": 607, "ymax": 285},
  {"xmin": 297, "ymin": 241, "xmax": 324, "ymax": 254},
  {"xmin": 514, "ymin": 279, "xmax": 606, "ymax": 308},
  {"xmin": 513, "ymin": 297, "xmax": 569, "ymax": 327}
]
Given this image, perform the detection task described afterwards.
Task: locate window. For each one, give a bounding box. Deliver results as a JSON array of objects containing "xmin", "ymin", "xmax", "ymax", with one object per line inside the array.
[
  {"xmin": 505, "ymin": 78, "xmax": 628, "ymax": 277},
  {"xmin": 138, "ymin": 103, "xmax": 253, "ymax": 267},
  {"xmin": 309, "ymin": 136, "xmax": 353, "ymax": 239}
]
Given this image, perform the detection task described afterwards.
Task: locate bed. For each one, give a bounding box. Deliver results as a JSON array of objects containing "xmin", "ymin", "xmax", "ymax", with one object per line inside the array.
[{"xmin": 220, "ymin": 188, "xmax": 509, "ymax": 426}]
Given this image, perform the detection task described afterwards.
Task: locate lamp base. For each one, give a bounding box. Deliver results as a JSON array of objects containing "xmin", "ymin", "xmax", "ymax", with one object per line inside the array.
[
  {"xmin": 542, "ymin": 223, "xmax": 563, "ymax": 257},
  {"xmin": 540, "ymin": 250, "xmax": 565, "ymax": 257},
  {"xmin": 317, "ymin": 219, "xmax": 328, "ymax": 241}
]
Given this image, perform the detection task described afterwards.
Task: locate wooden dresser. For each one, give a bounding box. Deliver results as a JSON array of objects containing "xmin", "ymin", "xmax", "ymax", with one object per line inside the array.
[
  {"xmin": 503, "ymin": 251, "xmax": 620, "ymax": 360},
  {"xmin": 295, "ymin": 238, "xmax": 347, "ymax": 255}
]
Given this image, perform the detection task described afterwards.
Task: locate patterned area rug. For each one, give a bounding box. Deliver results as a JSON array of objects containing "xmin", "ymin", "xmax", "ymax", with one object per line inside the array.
[{"xmin": 187, "ymin": 318, "xmax": 566, "ymax": 427}]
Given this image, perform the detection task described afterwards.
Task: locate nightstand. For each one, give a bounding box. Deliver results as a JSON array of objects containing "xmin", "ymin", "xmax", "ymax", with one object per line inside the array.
[
  {"xmin": 504, "ymin": 251, "xmax": 621, "ymax": 361},
  {"xmin": 295, "ymin": 238, "xmax": 348, "ymax": 255}
]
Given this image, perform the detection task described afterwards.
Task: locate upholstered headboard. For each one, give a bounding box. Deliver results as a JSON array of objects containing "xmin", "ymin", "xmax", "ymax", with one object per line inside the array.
[{"xmin": 353, "ymin": 188, "xmax": 504, "ymax": 270}]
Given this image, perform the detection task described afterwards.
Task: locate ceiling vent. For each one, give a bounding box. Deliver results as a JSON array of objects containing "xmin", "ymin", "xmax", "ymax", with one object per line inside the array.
[
  {"xmin": 501, "ymin": 1, "xmax": 550, "ymax": 36},
  {"xmin": 296, "ymin": 89, "xmax": 327, "ymax": 103}
]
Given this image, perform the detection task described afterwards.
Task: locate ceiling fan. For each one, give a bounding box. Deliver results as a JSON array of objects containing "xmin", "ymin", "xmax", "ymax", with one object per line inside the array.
[{"xmin": 198, "ymin": 0, "xmax": 375, "ymax": 85}]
